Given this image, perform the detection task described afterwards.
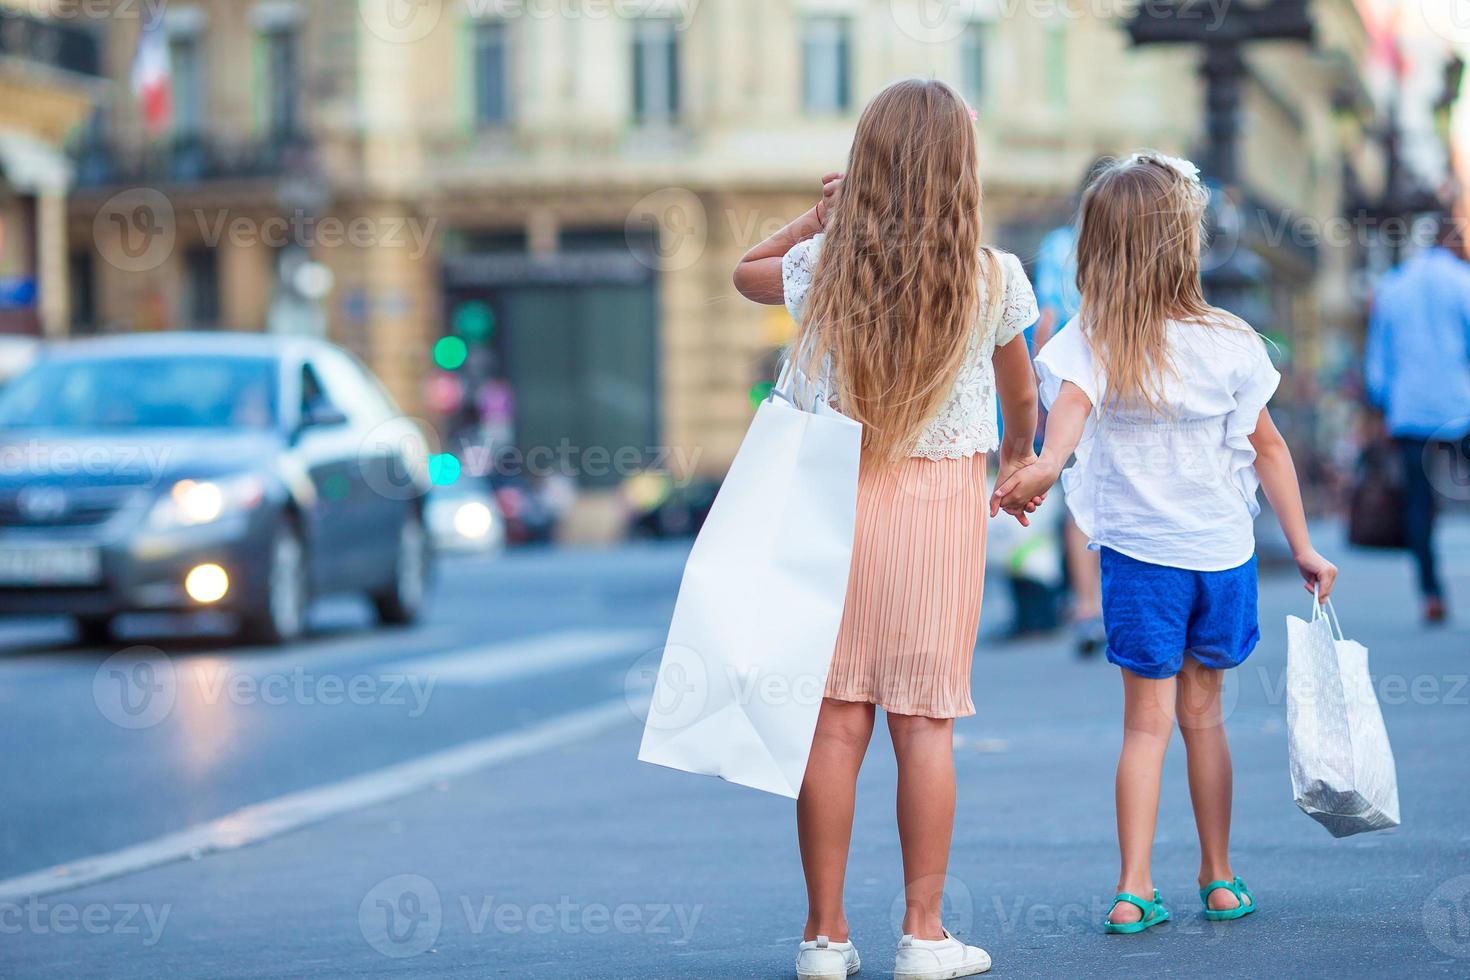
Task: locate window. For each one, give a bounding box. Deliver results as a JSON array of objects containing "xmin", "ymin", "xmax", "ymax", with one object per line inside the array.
[
  {"xmin": 474, "ymin": 20, "xmax": 512, "ymax": 127},
  {"xmin": 1043, "ymin": 24, "xmax": 1068, "ymax": 109},
  {"xmin": 262, "ymin": 26, "xmax": 301, "ymax": 139},
  {"xmin": 180, "ymin": 247, "xmax": 220, "ymax": 328},
  {"xmin": 802, "ymin": 17, "xmax": 851, "ymax": 115},
  {"xmin": 960, "ymin": 22, "xmax": 988, "ymax": 107},
  {"xmin": 69, "ymin": 253, "xmax": 96, "ymax": 334},
  {"xmin": 169, "ymin": 31, "xmax": 205, "ymax": 136},
  {"xmin": 632, "ymin": 19, "xmax": 679, "ymax": 123}
]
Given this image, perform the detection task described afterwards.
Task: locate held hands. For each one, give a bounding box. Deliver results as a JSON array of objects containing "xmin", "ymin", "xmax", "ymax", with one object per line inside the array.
[
  {"xmin": 990, "ymin": 448, "xmax": 1055, "ymax": 527},
  {"xmin": 1294, "ymin": 548, "xmax": 1339, "ymax": 602}
]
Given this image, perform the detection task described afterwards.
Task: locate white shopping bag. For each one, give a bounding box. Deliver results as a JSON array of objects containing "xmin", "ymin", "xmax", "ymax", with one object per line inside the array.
[
  {"xmin": 637, "ymin": 366, "xmax": 861, "ymax": 797},
  {"xmin": 1285, "ymin": 591, "xmax": 1401, "ymax": 837}
]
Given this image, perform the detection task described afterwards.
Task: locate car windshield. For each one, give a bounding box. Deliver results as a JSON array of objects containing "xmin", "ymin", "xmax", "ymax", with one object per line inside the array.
[{"xmin": 0, "ymin": 355, "xmax": 279, "ymax": 430}]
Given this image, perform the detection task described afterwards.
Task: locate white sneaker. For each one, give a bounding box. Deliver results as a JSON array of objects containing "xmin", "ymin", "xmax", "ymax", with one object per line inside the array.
[
  {"xmin": 796, "ymin": 935, "xmax": 861, "ymax": 979},
  {"xmin": 892, "ymin": 929, "xmax": 991, "ymax": 980}
]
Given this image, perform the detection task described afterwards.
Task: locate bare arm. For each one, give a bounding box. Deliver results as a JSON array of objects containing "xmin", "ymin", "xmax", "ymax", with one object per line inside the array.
[
  {"xmin": 732, "ymin": 174, "xmax": 841, "ymax": 305},
  {"xmin": 991, "ymin": 337, "xmax": 1041, "ymax": 523},
  {"xmin": 990, "ymin": 380, "xmax": 1090, "ymax": 519},
  {"xmin": 1249, "ymin": 408, "xmax": 1338, "ymax": 600}
]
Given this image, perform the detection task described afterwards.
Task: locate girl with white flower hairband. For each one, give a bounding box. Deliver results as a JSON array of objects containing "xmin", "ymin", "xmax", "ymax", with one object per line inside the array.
[{"xmin": 992, "ymin": 153, "xmax": 1339, "ymax": 933}]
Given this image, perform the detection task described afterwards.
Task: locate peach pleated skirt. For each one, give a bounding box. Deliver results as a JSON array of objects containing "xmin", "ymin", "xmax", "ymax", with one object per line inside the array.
[{"xmin": 824, "ymin": 452, "xmax": 988, "ymax": 719}]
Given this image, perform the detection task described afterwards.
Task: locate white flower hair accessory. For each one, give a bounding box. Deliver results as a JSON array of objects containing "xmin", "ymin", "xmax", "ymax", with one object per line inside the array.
[{"xmin": 1132, "ymin": 152, "xmax": 1202, "ymax": 185}]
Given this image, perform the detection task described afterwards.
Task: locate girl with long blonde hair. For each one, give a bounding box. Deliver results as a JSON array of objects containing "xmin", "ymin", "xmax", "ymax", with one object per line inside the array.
[
  {"xmin": 735, "ymin": 78, "xmax": 1040, "ymax": 979},
  {"xmin": 993, "ymin": 154, "xmax": 1339, "ymax": 934}
]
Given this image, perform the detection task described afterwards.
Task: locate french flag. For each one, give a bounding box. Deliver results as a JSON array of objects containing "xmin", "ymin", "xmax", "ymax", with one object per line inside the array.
[{"xmin": 131, "ymin": 6, "xmax": 173, "ymax": 136}]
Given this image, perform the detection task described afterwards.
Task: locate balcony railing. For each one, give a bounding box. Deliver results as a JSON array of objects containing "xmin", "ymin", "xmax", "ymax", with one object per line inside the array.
[
  {"xmin": 0, "ymin": 8, "xmax": 102, "ymax": 78},
  {"xmin": 71, "ymin": 131, "xmax": 315, "ymax": 188}
]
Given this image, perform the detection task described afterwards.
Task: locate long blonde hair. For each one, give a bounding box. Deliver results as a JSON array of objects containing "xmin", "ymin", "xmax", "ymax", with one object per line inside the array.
[
  {"xmin": 1076, "ymin": 154, "xmax": 1246, "ymax": 415},
  {"xmin": 797, "ymin": 78, "xmax": 1002, "ymax": 463}
]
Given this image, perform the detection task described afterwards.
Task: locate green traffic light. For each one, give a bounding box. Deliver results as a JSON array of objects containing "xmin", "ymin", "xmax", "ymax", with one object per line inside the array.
[
  {"xmin": 433, "ymin": 336, "xmax": 469, "ymax": 370},
  {"xmin": 428, "ymin": 453, "xmax": 462, "ymax": 486}
]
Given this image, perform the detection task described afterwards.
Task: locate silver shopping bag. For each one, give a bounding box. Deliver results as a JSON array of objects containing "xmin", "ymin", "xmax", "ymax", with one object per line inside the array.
[
  {"xmin": 1285, "ymin": 592, "xmax": 1401, "ymax": 837},
  {"xmin": 637, "ymin": 364, "xmax": 861, "ymax": 797}
]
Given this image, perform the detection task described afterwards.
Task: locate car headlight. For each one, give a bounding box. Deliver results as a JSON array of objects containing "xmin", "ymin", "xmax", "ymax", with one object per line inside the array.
[
  {"xmin": 452, "ymin": 500, "xmax": 495, "ymax": 540},
  {"xmin": 150, "ymin": 475, "xmax": 265, "ymax": 529}
]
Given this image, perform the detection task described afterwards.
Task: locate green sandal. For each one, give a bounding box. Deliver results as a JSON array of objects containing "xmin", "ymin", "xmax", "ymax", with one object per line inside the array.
[
  {"xmin": 1104, "ymin": 889, "xmax": 1170, "ymax": 934},
  {"xmin": 1200, "ymin": 876, "xmax": 1257, "ymax": 921}
]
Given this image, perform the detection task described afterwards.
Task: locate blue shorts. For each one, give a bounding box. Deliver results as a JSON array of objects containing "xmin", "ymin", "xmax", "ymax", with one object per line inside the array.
[{"xmin": 1099, "ymin": 548, "xmax": 1260, "ymax": 679}]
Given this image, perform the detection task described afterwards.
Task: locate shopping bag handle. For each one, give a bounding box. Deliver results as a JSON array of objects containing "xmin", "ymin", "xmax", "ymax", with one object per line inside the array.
[{"xmin": 1310, "ymin": 584, "xmax": 1345, "ymax": 642}]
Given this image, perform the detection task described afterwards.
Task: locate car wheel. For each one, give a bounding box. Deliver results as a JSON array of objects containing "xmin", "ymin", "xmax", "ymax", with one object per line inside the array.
[
  {"xmin": 373, "ymin": 511, "xmax": 429, "ymax": 626},
  {"xmin": 239, "ymin": 522, "xmax": 309, "ymax": 644},
  {"xmin": 74, "ymin": 615, "xmax": 115, "ymax": 647}
]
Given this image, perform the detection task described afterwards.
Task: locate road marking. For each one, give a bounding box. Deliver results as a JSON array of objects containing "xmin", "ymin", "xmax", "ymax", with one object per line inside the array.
[
  {"xmin": 376, "ymin": 628, "xmax": 662, "ymax": 684},
  {"xmin": 0, "ymin": 697, "xmax": 634, "ymax": 902}
]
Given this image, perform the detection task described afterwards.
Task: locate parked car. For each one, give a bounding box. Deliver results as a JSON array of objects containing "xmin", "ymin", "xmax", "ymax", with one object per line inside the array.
[{"xmin": 0, "ymin": 333, "xmax": 432, "ymax": 644}]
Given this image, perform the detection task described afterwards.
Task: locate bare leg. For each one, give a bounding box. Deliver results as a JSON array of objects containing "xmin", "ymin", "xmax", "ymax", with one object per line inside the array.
[
  {"xmin": 1109, "ymin": 669, "xmax": 1176, "ymax": 924},
  {"xmin": 798, "ymin": 697, "xmax": 876, "ymax": 941},
  {"xmin": 1065, "ymin": 519, "xmax": 1102, "ymax": 621},
  {"xmin": 888, "ymin": 711, "xmax": 956, "ymax": 940},
  {"xmin": 1176, "ymin": 660, "xmax": 1247, "ymax": 911}
]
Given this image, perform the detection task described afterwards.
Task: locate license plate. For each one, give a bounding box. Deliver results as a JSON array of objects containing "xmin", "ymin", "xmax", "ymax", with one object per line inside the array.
[{"xmin": 0, "ymin": 545, "xmax": 102, "ymax": 586}]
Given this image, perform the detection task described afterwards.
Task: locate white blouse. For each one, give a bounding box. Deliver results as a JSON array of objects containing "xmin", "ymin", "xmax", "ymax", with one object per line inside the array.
[
  {"xmin": 781, "ymin": 234, "xmax": 1039, "ymax": 459},
  {"xmin": 1034, "ymin": 318, "xmax": 1282, "ymax": 572}
]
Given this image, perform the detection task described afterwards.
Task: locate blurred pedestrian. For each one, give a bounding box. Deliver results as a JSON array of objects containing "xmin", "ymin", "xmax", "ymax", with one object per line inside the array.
[
  {"xmin": 1033, "ymin": 159, "xmax": 1110, "ymax": 655},
  {"xmin": 1364, "ymin": 215, "xmax": 1470, "ymax": 624},
  {"xmin": 994, "ymin": 153, "xmax": 1337, "ymax": 934},
  {"xmin": 734, "ymin": 79, "xmax": 1040, "ymax": 980}
]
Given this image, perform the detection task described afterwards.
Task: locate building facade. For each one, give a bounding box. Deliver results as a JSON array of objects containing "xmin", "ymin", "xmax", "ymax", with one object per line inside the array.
[
  {"xmin": 69, "ymin": 0, "xmax": 1384, "ymax": 488},
  {"xmin": 0, "ymin": 0, "xmax": 101, "ymax": 338}
]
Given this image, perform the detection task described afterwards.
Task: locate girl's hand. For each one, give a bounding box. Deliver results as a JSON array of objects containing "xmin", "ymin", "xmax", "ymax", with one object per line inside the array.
[
  {"xmin": 1295, "ymin": 548, "xmax": 1338, "ymax": 602},
  {"xmin": 990, "ymin": 458, "xmax": 1060, "ymax": 523},
  {"xmin": 817, "ymin": 173, "xmax": 844, "ymax": 227}
]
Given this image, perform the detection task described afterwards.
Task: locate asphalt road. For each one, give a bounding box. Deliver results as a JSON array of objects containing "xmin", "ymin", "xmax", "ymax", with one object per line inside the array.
[{"xmin": 0, "ymin": 519, "xmax": 1467, "ymax": 978}]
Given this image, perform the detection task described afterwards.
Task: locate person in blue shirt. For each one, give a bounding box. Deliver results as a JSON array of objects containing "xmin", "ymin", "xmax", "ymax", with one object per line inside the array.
[
  {"xmin": 1030, "ymin": 159, "xmax": 1109, "ymax": 654},
  {"xmin": 1365, "ymin": 217, "xmax": 1470, "ymax": 623}
]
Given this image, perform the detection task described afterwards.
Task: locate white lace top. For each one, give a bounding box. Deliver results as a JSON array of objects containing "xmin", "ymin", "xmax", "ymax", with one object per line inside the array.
[{"xmin": 781, "ymin": 234, "xmax": 1039, "ymax": 459}]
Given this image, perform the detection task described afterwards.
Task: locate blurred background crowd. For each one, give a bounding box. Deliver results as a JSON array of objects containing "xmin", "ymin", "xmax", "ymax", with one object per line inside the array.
[{"xmin": 0, "ymin": 0, "xmax": 1466, "ymax": 638}]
